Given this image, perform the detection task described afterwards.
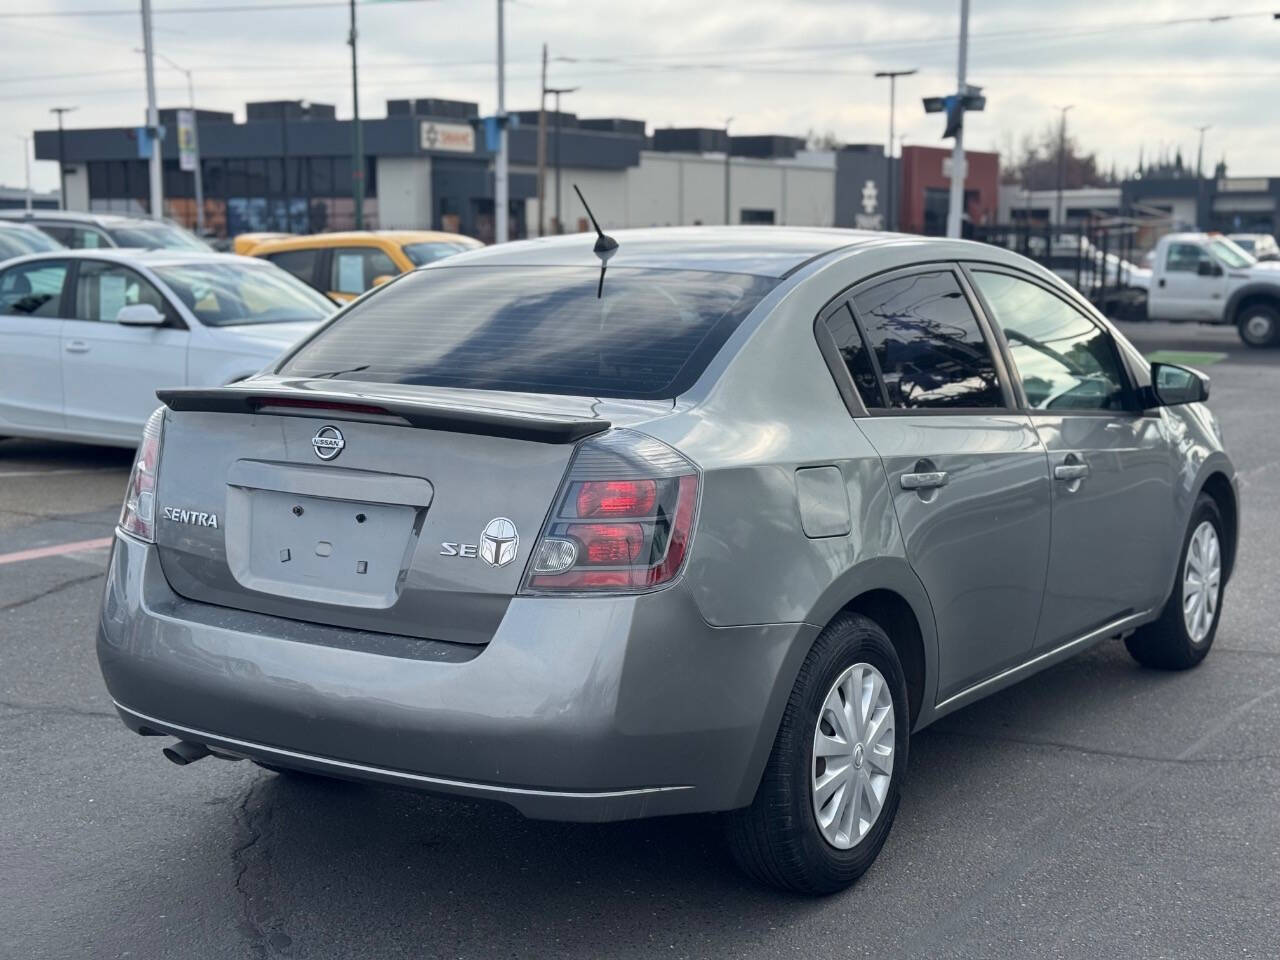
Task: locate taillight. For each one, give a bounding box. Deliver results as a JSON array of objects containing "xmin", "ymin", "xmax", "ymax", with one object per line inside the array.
[
  {"xmin": 119, "ymin": 407, "xmax": 164, "ymax": 542},
  {"xmin": 522, "ymin": 430, "xmax": 700, "ymax": 594}
]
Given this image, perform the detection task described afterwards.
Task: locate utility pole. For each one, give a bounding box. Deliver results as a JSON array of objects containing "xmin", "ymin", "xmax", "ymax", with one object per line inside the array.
[
  {"xmin": 50, "ymin": 108, "xmax": 76, "ymax": 211},
  {"xmin": 547, "ymin": 86, "xmax": 577, "ymax": 233},
  {"xmin": 494, "ymin": 0, "xmax": 509, "ymax": 243},
  {"xmin": 724, "ymin": 116, "xmax": 734, "ymax": 225},
  {"xmin": 348, "ymin": 0, "xmax": 364, "ymax": 229},
  {"xmin": 946, "ymin": 0, "xmax": 968, "ymax": 238},
  {"xmin": 875, "ymin": 69, "xmax": 916, "ymax": 231},
  {"xmin": 16, "ymin": 137, "xmax": 32, "ymax": 211},
  {"xmin": 1055, "ymin": 104, "xmax": 1074, "ymax": 231},
  {"xmin": 537, "ymin": 43, "xmax": 547, "ymax": 237},
  {"xmin": 140, "ymin": 0, "xmax": 164, "ymax": 220},
  {"xmin": 1195, "ymin": 124, "xmax": 1211, "ymax": 228}
]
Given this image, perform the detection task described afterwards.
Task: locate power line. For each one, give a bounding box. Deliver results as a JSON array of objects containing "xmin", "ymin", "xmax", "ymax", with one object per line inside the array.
[{"xmin": 0, "ymin": 0, "xmax": 436, "ymax": 18}]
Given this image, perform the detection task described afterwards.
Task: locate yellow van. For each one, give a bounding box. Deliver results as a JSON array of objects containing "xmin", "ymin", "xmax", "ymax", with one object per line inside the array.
[{"xmin": 246, "ymin": 230, "xmax": 482, "ymax": 302}]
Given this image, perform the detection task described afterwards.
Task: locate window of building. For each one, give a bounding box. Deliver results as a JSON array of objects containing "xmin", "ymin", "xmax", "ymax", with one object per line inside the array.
[
  {"xmin": 849, "ymin": 270, "xmax": 1004, "ymax": 410},
  {"xmin": 972, "ymin": 271, "xmax": 1129, "ymax": 412},
  {"xmin": 740, "ymin": 209, "xmax": 776, "ymax": 225}
]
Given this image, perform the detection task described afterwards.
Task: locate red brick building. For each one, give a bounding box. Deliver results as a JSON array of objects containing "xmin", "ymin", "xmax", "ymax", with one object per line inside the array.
[{"xmin": 898, "ymin": 145, "xmax": 1000, "ymax": 235}]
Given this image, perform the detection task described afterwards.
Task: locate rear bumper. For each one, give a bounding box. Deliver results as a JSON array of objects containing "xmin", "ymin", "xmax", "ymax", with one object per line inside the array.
[{"xmin": 98, "ymin": 531, "xmax": 811, "ymax": 821}]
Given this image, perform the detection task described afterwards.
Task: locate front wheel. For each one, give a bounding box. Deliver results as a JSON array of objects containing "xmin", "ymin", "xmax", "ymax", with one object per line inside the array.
[
  {"xmin": 1126, "ymin": 493, "xmax": 1225, "ymax": 670},
  {"xmin": 1237, "ymin": 304, "xmax": 1280, "ymax": 347},
  {"xmin": 724, "ymin": 612, "xmax": 909, "ymax": 894}
]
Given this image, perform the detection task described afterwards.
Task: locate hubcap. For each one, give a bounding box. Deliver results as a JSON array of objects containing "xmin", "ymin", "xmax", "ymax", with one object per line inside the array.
[
  {"xmin": 1183, "ymin": 520, "xmax": 1222, "ymax": 644},
  {"xmin": 811, "ymin": 662, "xmax": 895, "ymax": 850},
  {"xmin": 1244, "ymin": 314, "xmax": 1274, "ymax": 342}
]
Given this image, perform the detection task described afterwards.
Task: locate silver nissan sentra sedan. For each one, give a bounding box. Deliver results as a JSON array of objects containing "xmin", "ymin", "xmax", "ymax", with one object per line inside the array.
[{"xmin": 98, "ymin": 226, "xmax": 1238, "ymax": 893}]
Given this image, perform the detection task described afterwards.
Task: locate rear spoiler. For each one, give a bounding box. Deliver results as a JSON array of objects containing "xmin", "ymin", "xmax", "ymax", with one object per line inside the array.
[{"xmin": 156, "ymin": 385, "xmax": 611, "ymax": 444}]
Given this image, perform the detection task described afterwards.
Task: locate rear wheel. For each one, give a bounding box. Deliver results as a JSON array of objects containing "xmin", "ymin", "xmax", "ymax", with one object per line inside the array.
[
  {"xmin": 1237, "ymin": 303, "xmax": 1280, "ymax": 347},
  {"xmin": 1125, "ymin": 494, "xmax": 1225, "ymax": 670},
  {"xmin": 724, "ymin": 612, "xmax": 909, "ymax": 894}
]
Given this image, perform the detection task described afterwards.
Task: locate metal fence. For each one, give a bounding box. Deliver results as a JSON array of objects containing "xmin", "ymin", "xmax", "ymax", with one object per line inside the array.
[{"xmin": 970, "ymin": 222, "xmax": 1152, "ymax": 320}]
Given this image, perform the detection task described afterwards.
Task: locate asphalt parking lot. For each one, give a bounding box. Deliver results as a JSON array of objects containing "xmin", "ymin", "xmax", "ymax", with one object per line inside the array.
[{"xmin": 2, "ymin": 321, "xmax": 1278, "ymax": 960}]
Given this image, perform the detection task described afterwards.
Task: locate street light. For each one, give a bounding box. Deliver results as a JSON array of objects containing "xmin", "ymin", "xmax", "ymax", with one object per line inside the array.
[
  {"xmin": 723, "ymin": 116, "xmax": 734, "ymax": 225},
  {"xmin": 875, "ymin": 69, "xmax": 917, "ymax": 231},
  {"xmin": 14, "ymin": 136, "xmax": 32, "ymax": 212},
  {"xmin": 136, "ymin": 48, "xmax": 206, "ymax": 234},
  {"xmin": 546, "ymin": 86, "xmax": 578, "ymax": 233},
  {"xmin": 1054, "ymin": 104, "xmax": 1074, "ymax": 233},
  {"xmin": 49, "ymin": 106, "xmax": 77, "ymax": 211}
]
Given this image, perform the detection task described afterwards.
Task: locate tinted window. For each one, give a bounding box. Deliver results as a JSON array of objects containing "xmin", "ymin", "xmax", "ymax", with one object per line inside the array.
[
  {"xmin": 152, "ymin": 262, "xmax": 334, "ymax": 327},
  {"xmin": 330, "ymin": 247, "xmax": 399, "ymax": 294},
  {"xmin": 73, "ymin": 260, "xmax": 173, "ymax": 324},
  {"xmin": 278, "ymin": 266, "xmax": 777, "ymax": 400},
  {"xmin": 973, "ymin": 271, "xmax": 1129, "ymax": 412},
  {"xmin": 267, "ymin": 248, "xmax": 320, "ymax": 287},
  {"xmin": 850, "ymin": 270, "xmax": 1003, "ymax": 409},
  {"xmin": 0, "ymin": 260, "xmax": 68, "ymax": 317},
  {"xmin": 823, "ymin": 303, "xmax": 884, "ymax": 408}
]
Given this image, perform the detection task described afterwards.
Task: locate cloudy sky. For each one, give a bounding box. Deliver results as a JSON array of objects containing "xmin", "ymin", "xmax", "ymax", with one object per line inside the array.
[{"xmin": 1, "ymin": 0, "xmax": 1276, "ymax": 193}]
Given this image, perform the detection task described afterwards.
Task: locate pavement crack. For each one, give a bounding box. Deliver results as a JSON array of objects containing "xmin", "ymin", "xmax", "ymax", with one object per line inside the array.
[
  {"xmin": 0, "ymin": 698, "xmax": 114, "ymax": 721},
  {"xmin": 1, "ymin": 572, "xmax": 103, "ymax": 614},
  {"xmin": 232, "ymin": 773, "xmax": 286, "ymax": 957}
]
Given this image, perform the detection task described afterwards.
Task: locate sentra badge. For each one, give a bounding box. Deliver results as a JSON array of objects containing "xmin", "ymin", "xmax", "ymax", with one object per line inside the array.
[{"xmin": 162, "ymin": 507, "xmax": 219, "ymax": 529}]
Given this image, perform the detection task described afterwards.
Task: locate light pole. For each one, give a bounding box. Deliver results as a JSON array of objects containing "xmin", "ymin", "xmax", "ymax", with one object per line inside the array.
[
  {"xmin": 494, "ymin": 0, "xmax": 508, "ymax": 242},
  {"xmin": 15, "ymin": 136, "xmax": 32, "ymax": 211},
  {"xmin": 875, "ymin": 69, "xmax": 917, "ymax": 231},
  {"xmin": 1054, "ymin": 104, "xmax": 1074, "ymax": 232},
  {"xmin": 140, "ymin": 49, "xmax": 206, "ymax": 234},
  {"xmin": 1195, "ymin": 124, "xmax": 1211, "ymax": 228},
  {"xmin": 537, "ymin": 43, "xmax": 547, "ymax": 236},
  {"xmin": 347, "ymin": 0, "xmax": 364, "ymax": 229},
  {"xmin": 140, "ymin": 0, "xmax": 163, "ymax": 220},
  {"xmin": 547, "ymin": 86, "xmax": 577, "ymax": 233},
  {"xmin": 945, "ymin": 0, "xmax": 969, "ymax": 238},
  {"xmin": 50, "ymin": 107, "xmax": 76, "ymax": 211},
  {"xmin": 723, "ymin": 116, "xmax": 734, "ymax": 225}
]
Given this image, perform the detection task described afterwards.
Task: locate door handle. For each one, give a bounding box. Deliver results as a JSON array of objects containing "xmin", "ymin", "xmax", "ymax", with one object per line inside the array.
[
  {"xmin": 1157, "ymin": 278, "xmax": 1166, "ymax": 288},
  {"xmin": 1054, "ymin": 462, "xmax": 1090, "ymax": 481},
  {"xmin": 900, "ymin": 471, "xmax": 949, "ymax": 491},
  {"xmin": 64, "ymin": 340, "xmax": 90, "ymax": 354}
]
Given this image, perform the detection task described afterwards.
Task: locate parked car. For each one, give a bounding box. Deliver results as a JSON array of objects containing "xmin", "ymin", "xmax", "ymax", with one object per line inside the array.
[
  {"xmin": 0, "ymin": 210, "xmax": 210, "ymax": 252},
  {"xmin": 0, "ymin": 221, "xmax": 65, "ymax": 261},
  {"xmin": 97, "ymin": 227, "xmax": 1236, "ymax": 894},
  {"xmin": 0, "ymin": 250, "xmax": 336, "ymax": 448},
  {"xmin": 231, "ymin": 232, "xmax": 293, "ymax": 256},
  {"xmin": 1227, "ymin": 232, "xmax": 1280, "ymax": 261},
  {"xmin": 1146, "ymin": 232, "xmax": 1280, "ymax": 345},
  {"xmin": 246, "ymin": 229, "xmax": 482, "ymax": 302}
]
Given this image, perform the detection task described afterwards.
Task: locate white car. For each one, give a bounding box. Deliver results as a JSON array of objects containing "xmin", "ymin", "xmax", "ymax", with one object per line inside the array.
[{"xmin": 0, "ymin": 250, "xmax": 336, "ymax": 447}]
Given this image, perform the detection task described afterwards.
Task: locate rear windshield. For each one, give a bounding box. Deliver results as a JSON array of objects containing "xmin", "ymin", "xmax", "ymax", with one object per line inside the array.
[
  {"xmin": 402, "ymin": 240, "xmax": 479, "ymax": 266},
  {"xmin": 277, "ymin": 266, "xmax": 777, "ymax": 399},
  {"xmin": 108, "ymin": 223, "xmax": 210, "ymax": 252}
]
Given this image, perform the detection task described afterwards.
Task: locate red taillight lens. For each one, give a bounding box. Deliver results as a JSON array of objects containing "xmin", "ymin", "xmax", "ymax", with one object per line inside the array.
[
  {"xmin": 574, "ymin": 480, "xmax": 658, "ymax": 519},
  {"xmin": 524, "ymin": 429, "xmax": 700, "ymax": 593},
  {"xmin": 119, "ymin": 407, "xmax": 165, "ymax": 542}
]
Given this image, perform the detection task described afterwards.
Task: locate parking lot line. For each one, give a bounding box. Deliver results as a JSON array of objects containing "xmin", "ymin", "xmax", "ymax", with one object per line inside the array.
[{"xmin": 0, "ymin": 536, "xmax": 114, "ymax": 567}]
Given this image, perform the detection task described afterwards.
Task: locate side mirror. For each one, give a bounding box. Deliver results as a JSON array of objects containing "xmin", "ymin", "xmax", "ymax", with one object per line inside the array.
[
  {"xmin": 115, "ymin": 303, "xmax": 166, "ymax": 326},
  {"xmin": 1151, "ymin": 362, "xmax": 1209, "ymax": 406},
  {"xmin": 1197, "ymin": 260, "xmax": 1223, "ymax": 277},
  {"xmin": 371, "ymin": 274, "xmax": 396, "ymax": 287}
]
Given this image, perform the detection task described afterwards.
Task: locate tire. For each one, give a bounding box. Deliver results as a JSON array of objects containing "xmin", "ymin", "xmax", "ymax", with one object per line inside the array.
[
  {"xmin": 724, "ymin": 612, "xmax": 909, "ymax": 894},
  {"xmin": 1125, "ymin": 493, "xmax": 1225, "ymax": 670},
  {"xmin": 1237, "ymin": 303, "xmax": 1280, "ymax": 348}
]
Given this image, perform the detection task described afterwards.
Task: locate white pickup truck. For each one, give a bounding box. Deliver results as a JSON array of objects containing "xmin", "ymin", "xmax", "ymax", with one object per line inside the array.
[{"xmin": 1147, "ymin": 232, "xmax": 1280, "ymax": 347}]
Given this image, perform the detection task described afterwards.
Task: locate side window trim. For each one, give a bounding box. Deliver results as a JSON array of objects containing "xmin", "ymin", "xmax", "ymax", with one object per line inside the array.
[
  {"xmin": 960, "ymin": 261, "xmax": 1138, "ymax": 415},
  {"xmin": 847, "ymin": 262, "xmax": 1016, "ymax": 416}
]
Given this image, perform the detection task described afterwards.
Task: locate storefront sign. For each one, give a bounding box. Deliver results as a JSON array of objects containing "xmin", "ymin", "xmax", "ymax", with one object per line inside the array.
[{"xmin": 420, "ymin": 121, "xmax": 475, "ymax": 154}]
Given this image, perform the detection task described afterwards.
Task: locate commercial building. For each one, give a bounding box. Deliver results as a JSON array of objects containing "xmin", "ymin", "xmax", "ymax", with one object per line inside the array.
[
  {"xmin": 31, "ymin": 97, "xmax": 910, "ymax": 242},
  {"xmin": 0, "ymin": 184, "xmax": 60, "ymax": 211},
  {"xmin": 897, "ymin": 145, "xmax": 1000, "ymax": 235}
]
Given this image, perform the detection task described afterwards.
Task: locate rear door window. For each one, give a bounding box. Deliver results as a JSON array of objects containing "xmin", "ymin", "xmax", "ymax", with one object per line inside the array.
[
  {"xmin": 266, "ymin": 248, "xmax": 321, "ymax": 288},
  {"xmin": 278, "ymin": 266, "xmax": 776, "ymax": 400},
  {"xmin": 0, "ymin": 260, "xmax": 70, "ymax": 317},
  {"xmin": 847, "ymin": 269, "xmax": 1005, "ymax": 410}
]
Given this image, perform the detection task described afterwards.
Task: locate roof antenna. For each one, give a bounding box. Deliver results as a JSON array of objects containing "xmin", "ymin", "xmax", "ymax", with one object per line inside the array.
[{"xmin": 573, "ymin": 183, "xmax": 618, "ymax": 298}]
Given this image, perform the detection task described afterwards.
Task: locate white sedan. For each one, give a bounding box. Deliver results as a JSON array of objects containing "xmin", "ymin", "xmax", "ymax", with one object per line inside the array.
[{"xmin": 0, "ymin": 250, "xmax": 336, "ymax": 448}]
